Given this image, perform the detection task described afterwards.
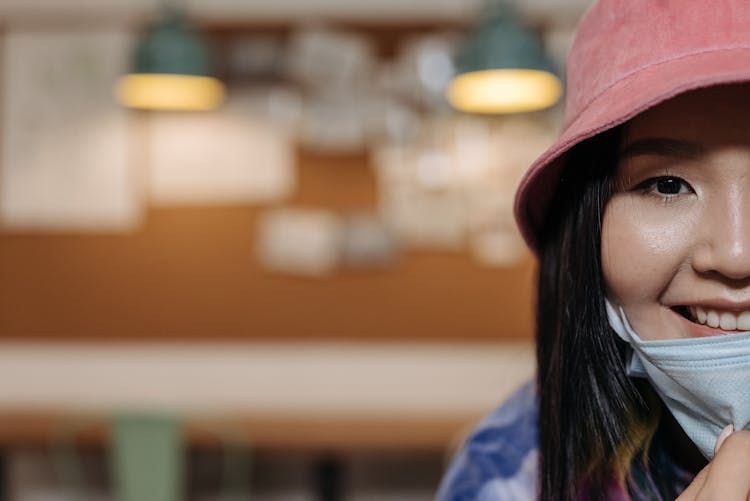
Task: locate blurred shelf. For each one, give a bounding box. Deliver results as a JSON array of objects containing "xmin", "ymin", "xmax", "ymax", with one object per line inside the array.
[
  {"xmin": 0, "ymin": 342, "xmax": 535, "ymax": 416},
  {"xmin": 0, "ymin": 413, "xmax": 477, "ymax": 451},
  {"xmin": 0, "ymin": 0, "xmax": 591, "ymax": 25},
  {"xmin": 0, "ymin": 342, "xmax": 534, "ymax": 453}
]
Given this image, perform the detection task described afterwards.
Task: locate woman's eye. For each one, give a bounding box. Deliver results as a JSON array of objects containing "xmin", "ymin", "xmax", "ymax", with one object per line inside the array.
[{"xmin": 635, "ymin": 176, "xmax": 693, "ymax": 196}]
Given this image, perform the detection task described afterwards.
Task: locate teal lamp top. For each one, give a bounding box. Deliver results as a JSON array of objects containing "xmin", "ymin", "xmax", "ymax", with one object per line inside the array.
[
  {"xmin": 133, "ymin": 7, "xmax": 212, "ymax": 77},
  {"xmin": 116, "ymin": 5, "xmax": 225, "ymax": 111},
  {"xmin": 457, "ymin": 1, "xmax": 556, "ymax": 76},
  {"xmin": 447, "ymin": 1, "xmax": 563, "ymax": 114}
]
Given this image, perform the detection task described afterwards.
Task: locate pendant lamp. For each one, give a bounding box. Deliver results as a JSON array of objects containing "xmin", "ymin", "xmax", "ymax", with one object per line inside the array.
[
  {"xmin": 116, "ymin": 5, "xmax": 225, "ymax": 111},
  {"xmin": 447, "ymin": 1, "xmax": 562, "ymax": 114}
]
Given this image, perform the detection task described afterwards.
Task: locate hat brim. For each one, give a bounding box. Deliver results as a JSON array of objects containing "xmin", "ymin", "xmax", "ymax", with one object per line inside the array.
[{"xmin": 514, "ymin": 47, "xmax": 750, "ymax": 253}]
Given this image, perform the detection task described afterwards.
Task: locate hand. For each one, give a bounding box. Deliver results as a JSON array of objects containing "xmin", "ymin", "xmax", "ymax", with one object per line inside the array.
[{"xmin": 677, "ymin": 426, "xmax": 750, "ymax": 500}]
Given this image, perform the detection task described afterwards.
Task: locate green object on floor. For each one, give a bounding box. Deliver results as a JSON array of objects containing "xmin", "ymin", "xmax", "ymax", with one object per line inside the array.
[{"xmin": 111, "ymin": 414, "xmax": 184, "ymax": 501}]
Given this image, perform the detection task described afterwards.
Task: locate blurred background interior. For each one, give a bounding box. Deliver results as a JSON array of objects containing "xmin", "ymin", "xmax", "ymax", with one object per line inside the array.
[{"xmin": 0, "ymin": 0, "xmax": 591, "ymax": 499}]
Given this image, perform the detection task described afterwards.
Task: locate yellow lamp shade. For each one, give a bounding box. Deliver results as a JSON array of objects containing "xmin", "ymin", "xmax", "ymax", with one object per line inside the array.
[
  {"xmin": 116, "ymin": 73, "xmax": 225, "ymax": 111},
  {"xmin": 447, "ymin": 69, "xmax": 562, "ymax": 114}
]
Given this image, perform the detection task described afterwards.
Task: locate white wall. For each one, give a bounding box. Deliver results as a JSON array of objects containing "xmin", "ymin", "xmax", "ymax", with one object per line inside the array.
[{"xmin": 0, "ymin": 342, "xmax": 534, "ymax": 417}]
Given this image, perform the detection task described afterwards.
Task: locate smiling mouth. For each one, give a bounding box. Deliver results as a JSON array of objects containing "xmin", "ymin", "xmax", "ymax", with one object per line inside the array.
[{"xmin": 673, "ymin": 305, "xmax": 750, "ymax": 331}]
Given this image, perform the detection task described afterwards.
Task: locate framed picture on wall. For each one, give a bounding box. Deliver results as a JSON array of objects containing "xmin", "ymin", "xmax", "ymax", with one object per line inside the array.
[{"xmin": 0, "ymin": 29, "xmax": 142, "ymax": 231}]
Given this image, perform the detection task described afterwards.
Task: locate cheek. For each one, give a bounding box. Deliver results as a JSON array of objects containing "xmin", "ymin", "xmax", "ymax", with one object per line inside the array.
[{"xmin": 601, "ymin": 197, "xmax": 695, "ymax": 304}]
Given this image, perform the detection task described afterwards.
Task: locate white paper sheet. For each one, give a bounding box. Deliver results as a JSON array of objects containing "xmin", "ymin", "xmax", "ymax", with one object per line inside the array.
[
  {"xmin": 1, "ymin": 29, "xmax": 141, "ymax": 231},
  {"xmin": 257, "ymin": 208, "xmax": 343, "ymax": 277},
  {"xmin": 147, "ymin": 90, "xmax": 296, "ymax": 205}
]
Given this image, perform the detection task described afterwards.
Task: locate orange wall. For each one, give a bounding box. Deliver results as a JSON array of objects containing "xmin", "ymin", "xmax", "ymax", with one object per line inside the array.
[{"xmin": 0, "ymin": 150, "xmax": 536, "ymax": 341}]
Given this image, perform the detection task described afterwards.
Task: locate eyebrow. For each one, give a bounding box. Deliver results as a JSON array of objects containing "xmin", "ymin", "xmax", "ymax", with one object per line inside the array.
[{"xmin": 619, "ymin": 137, "xmax": 706, "ymax": 160}]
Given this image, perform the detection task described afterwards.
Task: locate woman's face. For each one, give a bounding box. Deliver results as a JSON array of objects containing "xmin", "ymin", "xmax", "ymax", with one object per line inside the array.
[{"xmin": 602, "ymin": 84, "xmax": 750, "ymax": 341}]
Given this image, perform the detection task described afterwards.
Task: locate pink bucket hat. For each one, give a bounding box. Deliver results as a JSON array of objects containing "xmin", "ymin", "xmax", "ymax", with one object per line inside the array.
[{"xmin": 514, "ymin": 0, "xmax": 750, "ymax": 252}]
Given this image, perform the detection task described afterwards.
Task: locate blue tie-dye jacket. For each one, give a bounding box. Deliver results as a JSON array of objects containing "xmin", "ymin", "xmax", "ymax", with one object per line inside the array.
[
  {"xmin": 436, "ymin": 381, "xmax": 694, "ymax": 500},
  {"xmin": 436, "ymin": 381, "xmax": 539, "ymax": 500}
]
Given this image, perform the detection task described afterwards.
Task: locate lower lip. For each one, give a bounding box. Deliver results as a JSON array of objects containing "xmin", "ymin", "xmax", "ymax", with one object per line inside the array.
[{"xmin": 672, "ymin": 308, "xmax": 746, "ymax": 338}]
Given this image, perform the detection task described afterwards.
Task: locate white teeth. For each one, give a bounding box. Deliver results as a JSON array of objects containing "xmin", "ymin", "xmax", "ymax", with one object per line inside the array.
[
  {"xmin": 689, "ymin": 306, "xmax": 750, "ymax": 331},
  {"xmin": 706, "ymin": 310, "xmax": 720, "ymax": 328},
  {"xmin": 739, "ymin": 312, "xmax": 750, "ymax": 331},
  {"xmin": 696, "ymin": 306, "xmax": 708, "ymax": 324},
  {"xmin": 720, "ymin": 312, "xmax": 737, "ymax": 331}
]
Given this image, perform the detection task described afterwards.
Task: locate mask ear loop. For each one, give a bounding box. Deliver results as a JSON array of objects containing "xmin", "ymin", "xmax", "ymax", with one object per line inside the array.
[
  {"xmin": 605, "ymin": 299, "xmax": 649, "ymax": 378},
  {"xmin": 604, "ymin": 298, "xmax": 629, "ymax": 342}
]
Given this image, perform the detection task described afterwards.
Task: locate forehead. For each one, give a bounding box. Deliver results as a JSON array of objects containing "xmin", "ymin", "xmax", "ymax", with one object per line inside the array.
[{"xmin": 625, "ymin": 83, "xmax": 750, "ymax": 145}]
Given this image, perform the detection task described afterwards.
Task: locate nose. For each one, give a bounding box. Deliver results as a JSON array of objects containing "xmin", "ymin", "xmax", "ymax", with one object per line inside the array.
[{"xmin": 692, "ymin": 189, "xmax": 750, "ymax": 281}]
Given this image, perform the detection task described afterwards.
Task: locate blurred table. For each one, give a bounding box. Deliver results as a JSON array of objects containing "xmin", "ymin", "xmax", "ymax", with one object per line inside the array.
[
  {"xmin": 0, "ymin": 413, "xmax": 484, "ymax": 452},
  {"xmin": 0, "ymin": 341, "xmax": 535, "ymax": 451}
]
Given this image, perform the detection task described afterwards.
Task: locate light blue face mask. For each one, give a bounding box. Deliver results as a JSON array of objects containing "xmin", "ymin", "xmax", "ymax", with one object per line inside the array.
[{"xmin": 606, "ymin": 300, "xmax": 750, "ymax": 459}]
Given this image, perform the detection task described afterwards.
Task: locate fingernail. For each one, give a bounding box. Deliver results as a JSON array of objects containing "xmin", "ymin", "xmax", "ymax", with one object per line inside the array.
[{"xmin": 714, "ymin": 424, "xmax": 735, "ymax": 455}]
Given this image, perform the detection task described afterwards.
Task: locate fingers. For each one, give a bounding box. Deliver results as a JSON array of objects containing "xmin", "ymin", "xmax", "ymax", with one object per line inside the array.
[
  {"xmin": 676, "ymin": 462, "xmax": 710, "ymax": 501},
  {"xmin": 678, "ymin": 430, "xmax": 750, "ymax": 501},
  {"xmin": 701, "ymin": 431, "xmax": 750, "ymax": 500},
  {"xmin": 716, "ymin": 425, "xmax": 735, "ymax": 456}
]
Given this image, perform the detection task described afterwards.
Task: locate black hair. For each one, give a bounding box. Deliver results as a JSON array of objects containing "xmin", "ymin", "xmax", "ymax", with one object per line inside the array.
[{"xmin": 535, "ymin": 126, "xmax": 662, "ymax": 500}]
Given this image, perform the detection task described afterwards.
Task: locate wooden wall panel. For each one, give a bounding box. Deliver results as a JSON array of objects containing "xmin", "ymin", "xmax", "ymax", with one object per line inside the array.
[{"xmin": 0, "ymin": 150, "xmax": 536, "ymax": 341}]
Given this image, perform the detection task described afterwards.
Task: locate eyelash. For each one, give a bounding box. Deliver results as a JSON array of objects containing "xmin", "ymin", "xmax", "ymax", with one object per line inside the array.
[{"xmin": 632, "ymin": 176, "xmax": 694, "ymax": 199}]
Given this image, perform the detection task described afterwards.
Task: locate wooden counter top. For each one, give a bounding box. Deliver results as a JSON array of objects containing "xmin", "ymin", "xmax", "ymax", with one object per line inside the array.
[
  {"xmin": 0, "ymin": 412, "xmax": 478, "ymax": 451},
  {"xmin": 0, "ymin": 341, "xmax": 535, "ymax": 451}
]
